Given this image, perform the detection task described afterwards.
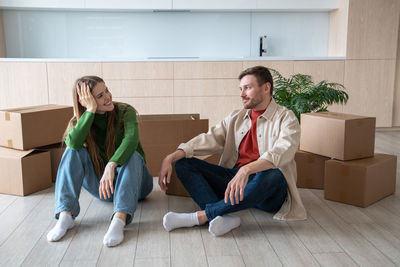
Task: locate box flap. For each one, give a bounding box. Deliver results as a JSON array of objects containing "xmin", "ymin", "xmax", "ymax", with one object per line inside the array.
[
  {"xmin": 1, "ymin": 104, "xmax": 71, "ymax": 114},
  {"xmin": 0, "ymin": 146, "xmax": 35, "ymax": 158},
  {"xmin": 302, "ymin": 112, "xmax": 374, "ymax": 121}
]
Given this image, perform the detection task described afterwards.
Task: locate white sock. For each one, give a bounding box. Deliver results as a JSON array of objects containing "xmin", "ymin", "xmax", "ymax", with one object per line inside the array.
[
  {"xmin": 47, "ymin": 212, "xmax": 75, "ymax": 242},
  {"xmin": 103, "ymin": 217, "xmax": 125, "ymax": 247},
  {"xmin": 208, "ymin": 215, "xmax": 240, "ymax": 236},
  {"xmin": 163, "ymin": 211, "xmax": 199, "ymax": 232}
]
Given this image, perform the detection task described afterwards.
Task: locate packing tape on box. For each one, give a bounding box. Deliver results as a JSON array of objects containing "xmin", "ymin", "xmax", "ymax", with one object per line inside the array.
[
  {"xmin": 5, "ymin": 112, "xmax": 10, "ymax": 121},
  {"xmin": 7, "ymin": 140, "xmax": 13, "ymax": 148}
]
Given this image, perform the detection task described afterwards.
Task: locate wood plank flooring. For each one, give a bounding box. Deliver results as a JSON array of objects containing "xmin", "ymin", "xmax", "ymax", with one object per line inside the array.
[{"xmin": 0, "ymin": 131, "xmax": 399, "ymax": 267}]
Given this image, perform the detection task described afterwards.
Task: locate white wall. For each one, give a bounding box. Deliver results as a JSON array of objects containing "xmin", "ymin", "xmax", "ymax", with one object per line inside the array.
[{"xmin": 3, "ymin": 10, "xmax": 329, "ymax": 58}]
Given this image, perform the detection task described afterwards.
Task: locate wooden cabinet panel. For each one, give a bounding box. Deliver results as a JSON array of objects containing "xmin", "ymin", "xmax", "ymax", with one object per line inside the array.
[
  {"xmin": 174, "ymin": 79, "xmax": 238, "ymax": 97},
  {"xmin": 294, "ymin": 60, "xmax": 345, "ymax": 84},
  {"xmin": 328, "ymin": 0, "xmax": 348, "ymax": 57},
  {"xmin": 174, "ymin": 62, "xmax": 243, "ymax": 79},
  {"xmin": 346, "ymin": 0, "xmax": 399, "ymax": 60},
  {"xmin": 174, "ymin": 96, "xmax": 242, "ymax": 127},
  {"xmin": 343, "ymin": 60, "xmax": 396, "ymax": 127},
  {"xmin": 47, "ymin": 62, "xmax": 102, "ymax": 106},
  {"xmin": 114, "ymin": 97, "xmax": 173, "ymax": 114},
  {"xmin": 393, "ymin": 36, "xmax": 400, "ymax": 126},
  {"xmin": 243, "ymin": 61, "xmax": 294, "ymax": 78},
  {"xmin": 103, "ymin": 62, "xmax": 173, "ymax": 80},
  {"xmin": 0, "ymin": 62, "xmax": 48, "ymax": 109},
  {"xmin": 106, "ymin": 79, "xmax": 173, "ymax": 98}
]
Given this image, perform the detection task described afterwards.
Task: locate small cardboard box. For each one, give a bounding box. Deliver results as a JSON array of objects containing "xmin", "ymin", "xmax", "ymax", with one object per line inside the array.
[
  {"xmin": 139, "ymin": 114, "xmax": 209, "ymax": 176},
  {"xmin": 167, "ymin": 154, "xmax": 221, "ymax": 197},
  {"xmin": 38, "ymin": 143, "xmax": 66, "ymax": 182},
  {"xmin": 324, "ymin": 154, "xmax": 397, "ymax": 207},
  {"xmin": 295, "ymin": 150, "xmax": 330, "ymax": 189},
  {"xmin": 0, "ymin": 146, "xmax": 52, "ymax": 196},
  {"xmin": 0, "ymin": 105, "xmax": 73, "ymax": 150},
  {"xmin": 300, "ymin": 112, "xmax": 376, "ymax": 160}
]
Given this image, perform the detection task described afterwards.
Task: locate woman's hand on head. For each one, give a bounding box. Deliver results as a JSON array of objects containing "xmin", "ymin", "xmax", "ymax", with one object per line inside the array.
[
  {"xmin": 77, "ymin": 82, "xmax": 97, "ymax": 113},
  {"xmin": 99, "ymin": 162, "xmax": 118, "ymax": 200}
]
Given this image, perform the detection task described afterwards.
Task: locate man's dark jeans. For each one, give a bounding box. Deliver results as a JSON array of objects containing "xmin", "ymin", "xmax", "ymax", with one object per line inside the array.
[{"xmin": 175, "ymin": 158, "xmax": 288, "ymax": 221}]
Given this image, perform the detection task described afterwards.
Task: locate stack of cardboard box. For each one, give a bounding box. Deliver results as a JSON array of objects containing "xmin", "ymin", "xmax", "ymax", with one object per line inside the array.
[
  {"xmin": 0, "ymin": 105, "xmax": 73, "ymax": 196},
  {"xmin": 297, "ymin": 112, "xmax": 397, "ymax": 207}
]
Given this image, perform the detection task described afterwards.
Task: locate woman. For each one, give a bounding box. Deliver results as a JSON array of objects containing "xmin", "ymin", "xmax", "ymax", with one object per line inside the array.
[{"xmin": 47, "ymin": 76, "xmax": 153, "ymax": 247}]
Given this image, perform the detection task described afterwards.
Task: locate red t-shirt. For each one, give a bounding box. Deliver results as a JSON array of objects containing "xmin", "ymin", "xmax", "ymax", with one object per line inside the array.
[{"xmin": 235, "ymin": 109, "xmax": 266, "ymax": 168}]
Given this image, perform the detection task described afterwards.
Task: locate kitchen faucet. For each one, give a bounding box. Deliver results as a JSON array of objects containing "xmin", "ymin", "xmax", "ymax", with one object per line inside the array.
[{"xmin": 259, "ymin": 35, "xmax": 267, "ymax": 56}]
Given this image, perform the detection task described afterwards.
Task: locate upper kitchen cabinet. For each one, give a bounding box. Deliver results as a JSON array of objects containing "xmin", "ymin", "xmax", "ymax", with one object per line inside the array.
[
  {"xmin": 172, "ymin": 0, "xmax": 257, "ymax": 10},
  {"xmin": 256, "ymin": 0, "xmax": 338, "ymax": 11},
  {"xmin": 0, "ymin": 0, "xmax": 338, "ymax": 11},
  {"xmin": 174, "ymin": 0, "xmax": 338, "ymax": 11},
  {"xmin": 0, "ymin": 0, "xmax": 85, "ymax": 9},
  {"xmin": 0, "ymin": 0, "xmax": 172, "ymax": 10},
  {"xmin": 85, "ymin": 0, "xmax": 172, "ymax": 10}
]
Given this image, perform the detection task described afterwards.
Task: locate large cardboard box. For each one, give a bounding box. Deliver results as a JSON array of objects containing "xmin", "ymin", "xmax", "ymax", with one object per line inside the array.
[
  {"xmin": 295, "ymin": 150, "xmax": 330, "ymax": 189},
  {"xmin": 324, "ymin": 154, "xmax": 397, "ymax": 207},
  {"xmin": 0, "ymin": 146, "xmax": 52, "ymax": 196},
  {"xmin": 300, "ymin": 112, "xmax": 376, "ymax": 160},
  {"xmin": 166, "ymin": 154, "xmax": 221, "ymax": 197},
  {"xmin": 139, "ymin": 114, "xmax": 209, "ymax": 176},
  {"xmin": 0, "ymin": 105, "xmax": 73, "ymax": 150},
  {"xmin": 38, "ymin": 143, "xmax": 66, "ymax": 182}
]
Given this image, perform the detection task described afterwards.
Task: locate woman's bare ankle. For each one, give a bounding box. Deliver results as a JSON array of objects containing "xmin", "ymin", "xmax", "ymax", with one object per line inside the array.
[{"xmin": 114, "ymin": 212, "xmax": 127, "ymax": 223}]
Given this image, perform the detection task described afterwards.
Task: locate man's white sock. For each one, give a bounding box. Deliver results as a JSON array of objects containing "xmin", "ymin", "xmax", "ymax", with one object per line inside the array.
[
  {"xmin": 103, "ymin": 217, "xmax": 125, "ymax": 247},
  {"xmin": 208, "ymin": 215, "xmax": 240, "ymax": 236},
  {"xmin": 163, "ymin": 211, "xmax": 199, "ymax": 232},
  {"xmin": 47, "ymin": 212, "xmax": 75, "ymax": 242}
]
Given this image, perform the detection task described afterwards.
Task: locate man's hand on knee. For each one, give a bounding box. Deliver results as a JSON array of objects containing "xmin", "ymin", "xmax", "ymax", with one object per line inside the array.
[{"xmin": 224, "ymin": 168, "xmax": 250, "ymax": 205}]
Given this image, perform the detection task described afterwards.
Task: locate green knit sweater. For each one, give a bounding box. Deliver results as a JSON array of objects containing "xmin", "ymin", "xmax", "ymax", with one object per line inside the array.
[{"xmin": 65, "ymin": 103, "xmax": 145, "ymax": 166}]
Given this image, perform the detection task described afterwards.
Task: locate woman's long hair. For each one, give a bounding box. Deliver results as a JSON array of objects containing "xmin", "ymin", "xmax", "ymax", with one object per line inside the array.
[{"xmin": 64, "ymin": 76, "xmax": 119, "ymax": 178}]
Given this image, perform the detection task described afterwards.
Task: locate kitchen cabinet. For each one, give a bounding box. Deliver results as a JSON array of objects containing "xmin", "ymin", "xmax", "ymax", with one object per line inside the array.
[
  {"xmin": 172, "ymin": 0, "xmax": 257, "ymax": 10},
  {"xmin": 0, "ymin": 0, "xmax": 337, "ymax": 11},
  {"xmin": 0, "ymin": 0, "xmax": 85, "ymax": 9},
  {"xmin": 256, "ymin": 0, "xmax": 338, "ymax": 11},
  {"xmin": 85, "ymin": 0, "xmax": 171, "ymax": 10}
]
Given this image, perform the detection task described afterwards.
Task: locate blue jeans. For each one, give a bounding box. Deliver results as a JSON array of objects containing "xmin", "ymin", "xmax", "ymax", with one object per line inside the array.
[
  {"xmin": 175, "ymin": 158, "xmax": 287, "ymax": 221},
  {"xmin": 54, "ymin": 147, "xmax": 153, "ymax": 224}
]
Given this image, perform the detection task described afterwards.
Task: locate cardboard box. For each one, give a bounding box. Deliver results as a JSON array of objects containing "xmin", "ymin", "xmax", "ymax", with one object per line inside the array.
[
  {"xmin": 38, "ymin": 143, "xmax": 66, "ymax": 182},
  {"xmin": 0, "ymin": 146, "xmax": 52, "ymax": 196},
  {"xmin": 139, "ymin": 114, "xmax": 209, "ymax": 176},
  {"xmin": 324, "ymin": 154, "xmax": 397, "ymax": 207},
  {"xmin": 300, "ymin": 112, "xmax": 376, "ymax": 160},
  {"xmin": 166, "ymin": 154, "xmax": 221, "ymax": 197},
  {"xmin": 295, "ymin": 150, "xmax": 330, "ymax": 189},
  {"xmin": 0, "ymin": 105, "xmax": 73, "ymax": 150}
]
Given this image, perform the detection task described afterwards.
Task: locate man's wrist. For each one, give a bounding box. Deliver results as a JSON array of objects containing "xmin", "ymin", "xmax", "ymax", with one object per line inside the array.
[{"xmin": 240, "ymin": 165, "xmax": 251, "ymax": 176}]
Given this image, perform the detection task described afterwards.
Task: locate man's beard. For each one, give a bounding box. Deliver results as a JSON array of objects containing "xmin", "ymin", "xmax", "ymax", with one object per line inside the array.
[{"xmin": 242, "ymin": 96, "xmax": 263, "ymax": 109}]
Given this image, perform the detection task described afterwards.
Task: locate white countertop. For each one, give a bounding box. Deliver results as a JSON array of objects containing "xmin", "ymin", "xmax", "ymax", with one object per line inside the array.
[{"xmin": 0, "ymin": 56, "xmax": 346, "ymax": 62}]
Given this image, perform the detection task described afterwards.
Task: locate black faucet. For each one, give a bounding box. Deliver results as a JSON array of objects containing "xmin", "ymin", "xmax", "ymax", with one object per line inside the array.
[{"xmin": 259, "ymin": 35, "xmax": 267, "ymax": 56}]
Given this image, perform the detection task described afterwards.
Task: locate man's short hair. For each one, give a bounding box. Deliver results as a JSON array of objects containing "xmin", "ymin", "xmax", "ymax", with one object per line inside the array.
[{"xmin": 238, "ymin": 66, "xmax": 274, "ymax": 95}]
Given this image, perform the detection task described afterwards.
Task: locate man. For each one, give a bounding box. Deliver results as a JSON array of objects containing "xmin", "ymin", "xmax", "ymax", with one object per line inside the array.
[{"xmin": 158, "ymin": 66, "xmax": 307, "ymax": 236}]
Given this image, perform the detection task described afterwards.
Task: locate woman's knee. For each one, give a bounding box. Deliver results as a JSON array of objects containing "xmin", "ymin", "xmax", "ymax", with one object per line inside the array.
[{"xmin": 124, "ymin": 151, "xmax": 145, "ymax": 167}]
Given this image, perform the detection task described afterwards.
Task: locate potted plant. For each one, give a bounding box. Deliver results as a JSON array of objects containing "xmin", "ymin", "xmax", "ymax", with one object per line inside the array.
[{"xmin": 270, "ymin": 69, "xmax": 349, "ymax": 122}]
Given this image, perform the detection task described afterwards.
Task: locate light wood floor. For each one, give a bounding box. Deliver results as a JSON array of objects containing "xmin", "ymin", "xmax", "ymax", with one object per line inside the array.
[{"xmin": 0, "ymin": 131, "xmax": 399, "ymax": 267}]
